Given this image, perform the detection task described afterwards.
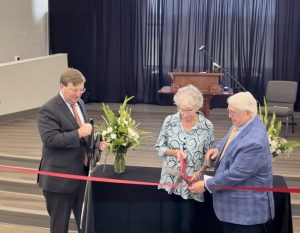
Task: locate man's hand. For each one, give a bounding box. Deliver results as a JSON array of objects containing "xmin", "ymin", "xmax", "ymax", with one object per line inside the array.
[
  {"xmin": 78, "ymin": 123, "xmax": 92, "ymax": 138},
  {"xmin": 205, "ymin": 148, "xmax": 219, "ymax": 161},
  {"xmin": 188, "ymin": 180, "xmax": 206, "ymax": 193},
  {"xmin": 99, "ymin": 141, "xmax": 107, "ymax": 152}
]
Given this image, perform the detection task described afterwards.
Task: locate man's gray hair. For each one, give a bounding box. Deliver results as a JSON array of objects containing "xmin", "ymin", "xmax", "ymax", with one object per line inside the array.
[{"xmin": 227, "ymin": 91, "xmax": 257, "ymax": 115}]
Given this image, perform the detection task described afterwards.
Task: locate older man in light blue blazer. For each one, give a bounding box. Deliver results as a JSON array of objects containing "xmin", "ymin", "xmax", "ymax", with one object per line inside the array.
[{"xmin": 189, "ymin": 92, "xmax": 274, "ymax": 233}]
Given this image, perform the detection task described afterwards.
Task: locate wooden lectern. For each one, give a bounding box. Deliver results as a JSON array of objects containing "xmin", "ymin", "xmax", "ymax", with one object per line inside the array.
[
  {"xmin": 158, "ymin": 72, "xmax": 232, "ymax": 117},
  {"xmin": 169, "ymin": 72, "xmax": 224, "ymax": 94}
]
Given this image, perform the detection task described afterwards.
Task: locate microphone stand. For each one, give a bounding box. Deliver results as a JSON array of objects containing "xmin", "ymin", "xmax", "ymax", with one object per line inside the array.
[
  {"xmin": 80, "ymin": 119, "xmax": 98, "ymax": 233},
  {"xmin": 200, "ymin": 47, "xmax": 247, "ymax": 92}
]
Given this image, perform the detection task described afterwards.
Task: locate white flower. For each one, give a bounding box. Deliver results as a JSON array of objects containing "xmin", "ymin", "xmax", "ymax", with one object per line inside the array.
[
  {"xmin": 97, "ymin": 96, "xmax": 145, "ymax": 156},
  {"xmin": 128, "ymin": 128, "xmax": 140, "ymax": 140},
  {"xmin": 128, "ymin": 128, "xmax": 134, "ymax": 137},
  {"xmin": 269, "ymin": 138, "xmax": 276, "ymax": 147},
  {"xmin": 279, "ymin": 138, "xmax": 287, "ymax": 144},
  {"xmin": 268, "ymin": 135, "xmax": 290, "ymax": 158}
]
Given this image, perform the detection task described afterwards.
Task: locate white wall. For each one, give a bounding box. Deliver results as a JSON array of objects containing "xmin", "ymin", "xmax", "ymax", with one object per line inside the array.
[
  {"xmin": 0, "ymin": 54, "xmax": 68, "ymax": 116},
  {"xmin": 0, "ymin": 0, "xmax": 48, "ymax": 63}
]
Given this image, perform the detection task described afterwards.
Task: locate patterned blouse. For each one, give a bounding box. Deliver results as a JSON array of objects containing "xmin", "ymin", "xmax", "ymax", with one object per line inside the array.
[{"xmin": 155, "ymin": 112, "xmax": 215, "ymax": 202}]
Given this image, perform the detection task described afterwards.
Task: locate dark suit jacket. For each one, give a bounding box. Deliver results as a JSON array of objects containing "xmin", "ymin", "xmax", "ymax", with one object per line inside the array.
[{"xmin": 37, "ymin": 94, "xmax": 89, "ymax": 193}]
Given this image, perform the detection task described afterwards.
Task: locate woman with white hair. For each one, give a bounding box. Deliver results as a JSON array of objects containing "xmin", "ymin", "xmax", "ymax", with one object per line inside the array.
[{"xmin": 155, "ymin": 84, "xmax": 215, "ymax": 233}]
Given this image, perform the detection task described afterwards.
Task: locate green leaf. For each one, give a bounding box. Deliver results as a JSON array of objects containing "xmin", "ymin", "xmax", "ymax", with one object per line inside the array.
[
  {"xmin": 95, "ymin": 96, "xmax": 147, "ymax": 163},
  {"xmin": 287, "ymin": 140, "xmax": 300, "ymax": 149}
]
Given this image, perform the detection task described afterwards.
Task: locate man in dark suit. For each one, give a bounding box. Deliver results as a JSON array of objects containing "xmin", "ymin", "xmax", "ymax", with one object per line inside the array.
[
  {"xmin": 37, "ymin": 68, "xmax": 106, "ymax": 233},
  {"xmin": 189, "ymin": 92, "xmax": 274, "ymax": 233}
]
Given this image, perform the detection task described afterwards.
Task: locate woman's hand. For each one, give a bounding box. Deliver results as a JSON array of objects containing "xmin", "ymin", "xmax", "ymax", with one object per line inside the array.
[
  {"xmin": 190, "ymin": 171, "xmax": 200, "ymax": 182},
  {"xmin": 175, "ymin": 149, "xmax": 186, "ymax": 160},
  {"xmin": 190, "ymin": 164, "xmax": 207, "ymax": 182}
]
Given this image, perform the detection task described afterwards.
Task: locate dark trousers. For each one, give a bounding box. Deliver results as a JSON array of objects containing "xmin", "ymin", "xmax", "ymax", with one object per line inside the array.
[
  {"xmin": 161, "ymin": 191, "xmax": 197, "ymax": 233},
  {"xmin": 43, "ymin": 181, "xmax": 86, "ymax": 233},
  {"xmin": 223, "ymin": 221, "xmax": 268, "ymax": 233}
]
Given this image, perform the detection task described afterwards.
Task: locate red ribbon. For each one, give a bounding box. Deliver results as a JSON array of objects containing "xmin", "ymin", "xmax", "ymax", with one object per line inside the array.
[
  {"xmin": 179, "ymin": 156, "xmax": 193, "ymax": 184},
  {"xmin": 0, "ymin": 165, "xmax": 169, "ymax": 187},
  {"xmin": 1, "ymin": 164, "xmax": 299, "ymax": 193}
]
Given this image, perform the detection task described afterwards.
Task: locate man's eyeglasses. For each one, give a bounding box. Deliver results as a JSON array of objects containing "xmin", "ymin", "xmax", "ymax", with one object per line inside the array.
[
  {"xmin": 227, "ymin": 108, "xmax": 242, "ymax": 116},
  {"xmin": 70, "ymin": 88, "xmax": 86, "ymax": 94}
]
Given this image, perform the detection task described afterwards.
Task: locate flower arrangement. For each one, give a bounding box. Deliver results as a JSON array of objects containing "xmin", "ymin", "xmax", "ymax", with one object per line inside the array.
[
  {"xmin": 258, "ymin": 99, "xmax": 300, "ymax": 159},
  {"xmin": 96, "ymin": 96, "xmax": 145, "ymax": 173}
]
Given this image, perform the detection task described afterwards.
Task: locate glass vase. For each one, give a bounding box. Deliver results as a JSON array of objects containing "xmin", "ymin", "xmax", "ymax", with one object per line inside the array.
[{"xmin": 114, "ymin": 152, "xmax": 126, "ymax": 174}]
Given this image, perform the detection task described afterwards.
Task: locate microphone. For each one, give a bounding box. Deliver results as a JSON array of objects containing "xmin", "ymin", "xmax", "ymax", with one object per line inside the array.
[
  {"xmin": 199, "ymin": 45, "xmax": 205, "ymax": 51},
  {"xmin": 91, "ymin": 134, "xmax": 102, "ymax": 167},
  {"xmin": 213, "ymin": 62, "xmax": 220, "ymax": 69},
  {"xmin": 199, "ymin": 45, "xmax": 247, "ymax": 92},
  {"xmin": 89, "ymin": 118, "xmax": 94, "ymax": 152}
]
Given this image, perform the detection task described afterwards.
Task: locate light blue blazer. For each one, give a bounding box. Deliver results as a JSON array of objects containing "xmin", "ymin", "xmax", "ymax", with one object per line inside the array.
[{"xmin": 206, "ymin": 116, "xmax": 275, "ymax": 225}]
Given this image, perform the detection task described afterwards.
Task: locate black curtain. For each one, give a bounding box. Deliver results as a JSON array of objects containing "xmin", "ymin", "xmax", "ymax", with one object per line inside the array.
[
  {"xmin": 49, "ymin": 0, "xmax": 300, "ymax": 110},
  {"xmin": 273, "ymin": 0, "xmax": 300, "ymax": 110}
]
